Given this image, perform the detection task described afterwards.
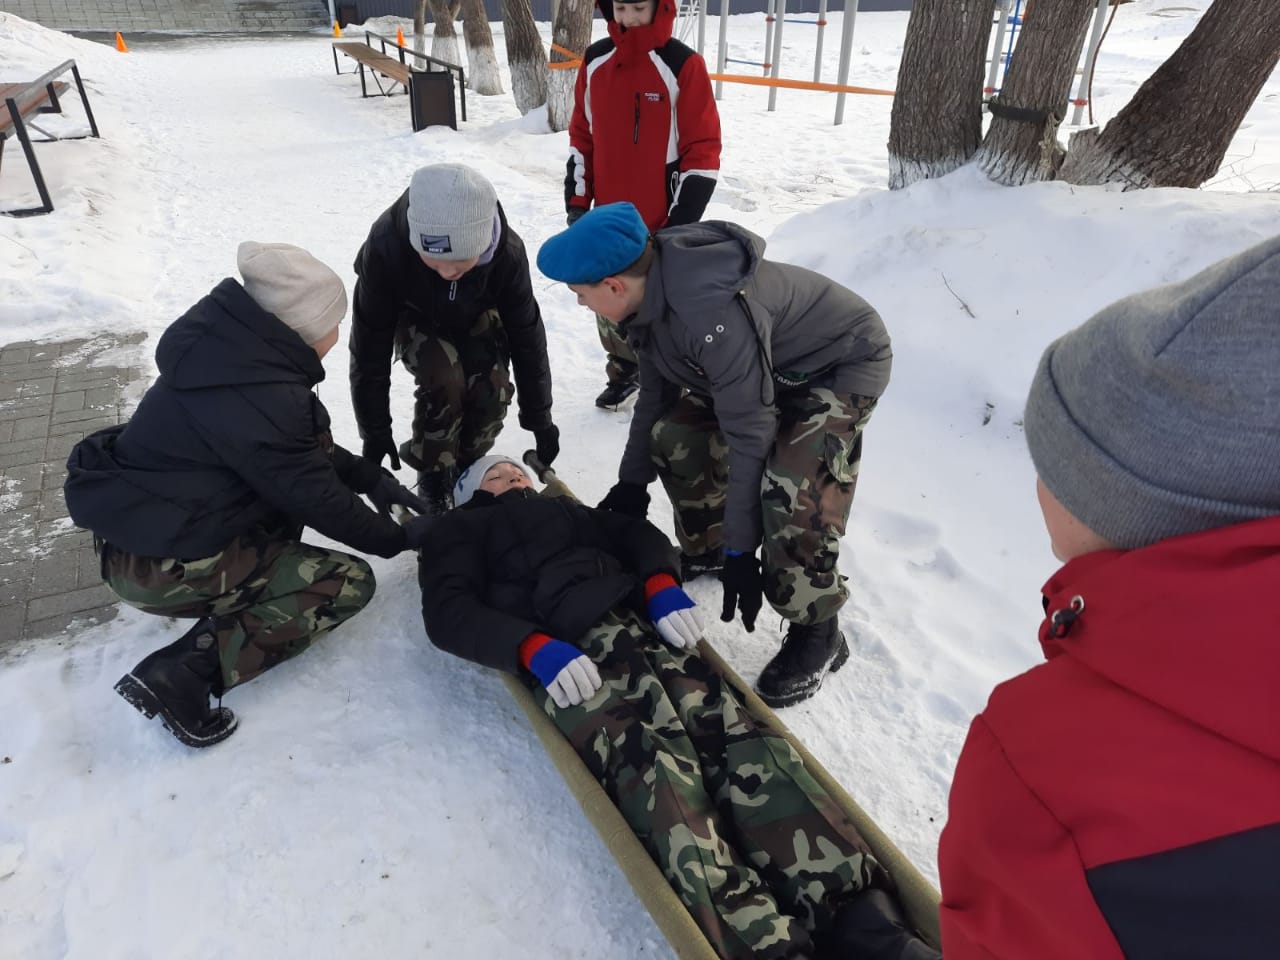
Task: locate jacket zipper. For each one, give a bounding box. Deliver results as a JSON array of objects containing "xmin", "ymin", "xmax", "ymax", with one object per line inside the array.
[
  {"xmin": 633, "ymin": 92, "xmax": 640, "ymax": 144},
  {"xmin": 449, "ymin": 280, "xmax": 457, "ymax": 302}
]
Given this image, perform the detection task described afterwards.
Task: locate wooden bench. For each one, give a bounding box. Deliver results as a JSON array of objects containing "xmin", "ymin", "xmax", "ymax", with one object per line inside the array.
[
  {"xmin": 1, "ymin": 59, "xmax": 100, "ymax": 217},
  {"xmin": 332, "ymin": 41, "xmax": 412, "ymax": 98},
  {"xmin": 330, "ymin": 35, "xmax": 467, "ymax": 132}
]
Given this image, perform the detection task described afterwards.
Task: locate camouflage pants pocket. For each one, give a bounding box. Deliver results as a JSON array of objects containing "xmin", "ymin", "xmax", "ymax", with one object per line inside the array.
[
  {"xmin": 762, "ymin": 391, "xmax": 877, "ymax": 625},
  {"xmin": 105, "ymin": 532, "xmax": 376, "ymax": 690}
]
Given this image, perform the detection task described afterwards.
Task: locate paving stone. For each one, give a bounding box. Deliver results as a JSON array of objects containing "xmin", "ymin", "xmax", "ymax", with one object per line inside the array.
[
  {"xmin": 30, "ymin": 552, "xmax": 81, "ymax": 598},
  {"xmin": 26, "ymin": 582, "xmax": 117, "ymax": 621},
  {"xmin": 0, "ymin": 336, "xmax": 142, "ymax": 644},
  {"xmin": 0, "ymin": 398, "xmax": 54, "ymax": 423},
  {"xmin": 0, "ymin": 605, "xmax": 25, "ymax": 652},
  {"xmin": 52, "ymin": 390, "xmax": 87, "ymax": 414},
  {"xmin": 12, "ymin": 415, "xmax": 51, "ymax": 442},
  {"xmin": 0, "ymin": 560, "xmax": 32, "ymax": 605},
  {"xmin": 24, "ymin": 603, "xmax": 120, "ymax": 642}
]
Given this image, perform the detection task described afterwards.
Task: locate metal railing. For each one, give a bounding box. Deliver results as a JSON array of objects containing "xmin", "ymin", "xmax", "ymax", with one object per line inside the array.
[{"xmin": 364, "ymin": 30, "xmax": 467, "ymax": 122}]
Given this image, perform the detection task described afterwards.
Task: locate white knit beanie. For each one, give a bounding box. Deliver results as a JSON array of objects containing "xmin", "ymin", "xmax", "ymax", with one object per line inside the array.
[
  {"xmin": 1025, "ymin": 234, "xmax": 1280, "ymax": 550},
  {"xmin": 236, "ymin": 241, "xmax": 347, "ymax": 345},
  {"xmin": 406, "ymin": 164, "xmax": 498, "ymax": 261},
  {"xmin": 454, "ymin": 455, "xmax": 531, "ymax": 507}
]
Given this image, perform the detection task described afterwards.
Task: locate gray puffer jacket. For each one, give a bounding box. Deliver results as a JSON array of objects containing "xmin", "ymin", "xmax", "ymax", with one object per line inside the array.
[{"xmin": 618, "ymin": 221, "xmax": 891, "ymax": 553}]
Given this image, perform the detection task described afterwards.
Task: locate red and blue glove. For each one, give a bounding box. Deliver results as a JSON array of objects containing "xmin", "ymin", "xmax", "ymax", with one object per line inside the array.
[
  {"xmin": 519, "ymin": 632, "xmax": 602, "ymax": 709},
  {"xmin": 645, "ymin": 574, "xmax": 705, "ymax": 648}
]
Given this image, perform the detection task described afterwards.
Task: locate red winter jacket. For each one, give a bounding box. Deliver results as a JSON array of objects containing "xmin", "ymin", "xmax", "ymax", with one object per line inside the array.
[
  {"xmin": 939, "ymin": 516, "xmax": 1280, "ymax": 960},
  {"xmin": 565, "ymin": 0, "xmax": 721, "ymax": 231}
]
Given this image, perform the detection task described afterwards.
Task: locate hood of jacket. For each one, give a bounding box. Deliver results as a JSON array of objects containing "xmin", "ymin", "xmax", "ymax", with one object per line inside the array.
[
  {"xmin": 155, "ymin": 278, "xmax": 326, "ymax": 391},
  {"xmin": 599, "ymin": 0, "xmax": 677, "ymax": 60},
  {"xmin": 629, "ymin": 220, "xmax": 765, "ymax": 341},
  {"xmin": 1038, "ymin": 514, "xmax": 1280, "ymax": 764}
]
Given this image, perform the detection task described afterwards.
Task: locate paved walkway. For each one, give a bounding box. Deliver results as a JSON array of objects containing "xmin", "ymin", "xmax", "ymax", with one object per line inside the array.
[{"xmin": 0, "ymin": 334, "xmax": 146, "ymax": 659}]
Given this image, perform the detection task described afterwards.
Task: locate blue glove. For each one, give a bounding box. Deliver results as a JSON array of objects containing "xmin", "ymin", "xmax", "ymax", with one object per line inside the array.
[
  {"xmin": 645, "ymin": 574, "xmax": 704, "ymax": 649},
  {"xmin": 524, "ymin": 637, "xmax": 602, "ymax": 709}
]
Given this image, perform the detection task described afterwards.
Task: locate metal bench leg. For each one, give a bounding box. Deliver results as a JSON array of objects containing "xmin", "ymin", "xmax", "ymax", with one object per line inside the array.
[
  {"xmin": 70, "ymin": 65, "xmax": 100, "ymax": 139},
  {"xmin": 358, "ymin": 62, "xmax": 368, "ymax": 98},
  {"xmin": 2, "ymin": 102, "xmax": 54, "ymax": 217}
]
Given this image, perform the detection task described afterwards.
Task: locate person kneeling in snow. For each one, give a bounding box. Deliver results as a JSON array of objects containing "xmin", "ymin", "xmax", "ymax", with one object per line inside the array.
[
  {"xmin": 938, "ymin": 236, "xmax": 1280, "ymax": 958},
  {"xmin": 64, "ymin": 243, "xmax": 436, "ymax": 749},
  {"xmin": 418, "ymin": 454, "xmax": 939, "ymax": 960}
]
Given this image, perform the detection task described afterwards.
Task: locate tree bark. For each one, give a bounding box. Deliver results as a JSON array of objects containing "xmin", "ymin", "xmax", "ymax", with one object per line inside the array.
[
  {"xmin": 503, "ymin": 0, "xmax": 548, "ymax": 114},
  {"xmin": 546, "ymin": 0, "xmax": 593, "ymax": 131},
  {"xmin": 414, "ymin": 0, "xmax": 427, "ymax": 55},
  {"xmin": 887, "ymin": 0, "xmax": 992, "ymax": 190},
  {"xmin": 976, "ymin": 0, "xmax": 1096, "ymax": 186},
  {"xmin": 427, "ymin": 0, "xmax": 464, "ymax": 67},
  {"xmin": 460, "ymin": 0, "xmax": 504, "ymax": 95},
  {"xmin": 1060, "ymin": 0, "xmax": 1280, "ymax": 188}
]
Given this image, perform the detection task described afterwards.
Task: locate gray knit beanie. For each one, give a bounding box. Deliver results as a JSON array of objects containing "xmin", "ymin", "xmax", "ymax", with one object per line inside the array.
[
  {"xmin": 237, "ymin": 241, "xmax": 347, "ymax": 344},
  {"xmin": 1025, "ymin": 234, "xmax": 1280, "ymax": 551},
  {"xmin": 406, "ymin": 163, "xmax": 498, "ymax": 261},
  {"xmin": 454, "ymin": 454, "xmax": 531, "ymax": 507}
]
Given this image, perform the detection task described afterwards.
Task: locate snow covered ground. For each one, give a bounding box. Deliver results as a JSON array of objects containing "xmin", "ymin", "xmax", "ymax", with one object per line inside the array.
[{"xmin": 1, "ymin": 4, "xmax": 1277, "ymax": 958}]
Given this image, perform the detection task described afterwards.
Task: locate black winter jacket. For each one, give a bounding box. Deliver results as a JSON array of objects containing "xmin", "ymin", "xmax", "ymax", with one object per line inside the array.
[
  {"xmin": 418, "ymin": 489, "xmax": 680, "ymax": 674},
  {"xmin": 349, "ymin": 196, "xmax": 554, "ymax": 445},
  {"xmin": 64, "ymin": 279, "xmax": 407, "ymax": 560}
]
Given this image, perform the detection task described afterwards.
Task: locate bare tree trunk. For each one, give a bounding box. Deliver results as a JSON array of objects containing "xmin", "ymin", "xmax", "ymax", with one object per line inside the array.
[
  {"xmin": 414, "ymin": 0, "xmax": 427, "ymax": 55},
  {"xmin": 976, "ymin": 0, "xmax": 1095, "ymax": 186},
  {"xmin": 460, "ymin": 0, "xmax": 503, "ymax": 95},
  {"xmin": 1060, "ymin": 0, "xmax": 1280, "ymax": 188},
  {"xmin": 546, "ymin": 0, "xmax": 593, "ymax": 131},
  {"xmin": 503, "ymin": 0, "xmax": 548, "ymax": 114},
  {"xmin": 427, "ymin": 0, "xmax": 463, "ymax": 66},
  {"xmin": 887, "ymin": 0, "xmax": 992, "ymax": 190}
]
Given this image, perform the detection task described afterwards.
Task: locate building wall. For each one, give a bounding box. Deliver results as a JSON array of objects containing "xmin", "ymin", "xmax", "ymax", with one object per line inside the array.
[{"xmin": 347, "ymin": 0, "xmax": 911, "ymax": 27}]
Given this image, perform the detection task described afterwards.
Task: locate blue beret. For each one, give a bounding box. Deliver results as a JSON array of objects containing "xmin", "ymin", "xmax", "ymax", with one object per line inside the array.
[{"xmin": 537, "ymin": 202, "xmax": 650, "ymax": 284}]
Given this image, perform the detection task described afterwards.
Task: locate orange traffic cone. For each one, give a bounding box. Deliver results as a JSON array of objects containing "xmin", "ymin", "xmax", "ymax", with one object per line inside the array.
[
  {"xmin": 333, "ymin": 21, "xmax": 343, "ymax": 37},
  {"xmin": 396, "ymin": 27, "xmax": 405, "ymax": 46},
  {"xmin": 114, "ymin": 31, "xmax": 129, "ymax": 53}
]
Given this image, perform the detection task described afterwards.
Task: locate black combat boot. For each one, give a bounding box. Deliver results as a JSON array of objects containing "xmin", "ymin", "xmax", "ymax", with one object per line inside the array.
[
  {"xmin": 113, "ymin": 617, "xmax": 238, "ymax": 748},
  {"xmin": 825, "ymin": 889, "xmax": 942, "ymax": 960},
  {"xmin": 755, "ymin": 617, "xmax": 850, "ymax": 708},
  {"xmin": 595, "ymin": 379, "xmax": 639, "ymax": 410},
  {"xmin": 417, "ymin": 467, "xmax": 455, "ymax": 517},
  {"xmin": 679, "ymin": 549, "xmax": 724, "ymax": 581}
]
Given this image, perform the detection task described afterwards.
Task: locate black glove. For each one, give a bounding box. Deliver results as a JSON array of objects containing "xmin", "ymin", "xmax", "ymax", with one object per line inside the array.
[
  {"xmin": 362, "ymin": 435, "xmax": 401, "ymax": 471},
  {"xmin": 533, "ymin": 424, "xmax": 560, "ymax": 468},
  {"xmin": 402, "ymin": 513, "xmax": 436, "ymax": 551},
  {"xmin": 597, "ymin": 481, "xmax": 650, "ymax": 518},
  {"xmin": 566, "ymin": 207, "xmax": 586, "ymax": 227},
  {"xmin": 720, "ymin": 550, "xmax": 764, "ymax": 632},
  {"xmin": 367, "ymin": 469, "xmax": 431, "ymax": 518}
]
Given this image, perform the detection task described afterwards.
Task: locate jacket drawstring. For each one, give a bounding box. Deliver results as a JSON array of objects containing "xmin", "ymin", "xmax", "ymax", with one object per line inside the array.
[{"xmin": 1048, "ymin": 595, "xmax": 1086, "ymax": 638}]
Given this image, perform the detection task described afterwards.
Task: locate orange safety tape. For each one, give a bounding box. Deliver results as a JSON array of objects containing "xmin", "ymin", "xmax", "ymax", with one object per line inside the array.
[
  {"xmin": 709, "ymin": 72, "xmax": 895, "ymax": 96},
  {"xmin": 548, "ymin": 41, "xmax": 584, "ymax": 69}
]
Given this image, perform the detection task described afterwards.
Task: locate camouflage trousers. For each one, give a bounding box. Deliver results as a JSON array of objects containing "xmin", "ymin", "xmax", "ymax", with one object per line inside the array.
[
  {"xmin": 650, "ymin": 388, "xmax": 877, "ymax": 625},
  {"xmin": 537, "ymin": 608, "xmax": 886, "ymax": 960},
  {"xmin": 101, "ymin": 525, "xmax": 375, "ymax": 690},
  {"xmin": 397, "ymin": 309, "xmax": 515, "ymax": 472},
  {"xmin": 596, "ymin": 312, "xmax": 639, "ymax": 387}
]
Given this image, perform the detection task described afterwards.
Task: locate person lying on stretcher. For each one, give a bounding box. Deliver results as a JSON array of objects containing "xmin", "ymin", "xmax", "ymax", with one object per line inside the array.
[{"xmin": 417, "ymin": 453, "xmax": 940, "ymax": 960}]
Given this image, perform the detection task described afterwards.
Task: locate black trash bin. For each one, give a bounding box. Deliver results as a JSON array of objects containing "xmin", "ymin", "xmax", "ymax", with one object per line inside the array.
[{"xmin": 409, "ymin": 70, "xmax": 457, "ymax": 131}]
